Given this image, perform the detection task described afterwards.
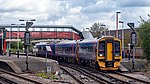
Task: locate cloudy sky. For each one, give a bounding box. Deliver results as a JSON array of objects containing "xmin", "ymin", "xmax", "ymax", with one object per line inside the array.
[{"xmin": 0, "ymin": 0, "xmax": 150, "ymax": 30}]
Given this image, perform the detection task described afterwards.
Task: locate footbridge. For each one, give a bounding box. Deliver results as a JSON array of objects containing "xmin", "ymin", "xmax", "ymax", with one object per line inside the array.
[{"xmin": 0, "ymin": 25, "xmax": 84, "ymax": 43}]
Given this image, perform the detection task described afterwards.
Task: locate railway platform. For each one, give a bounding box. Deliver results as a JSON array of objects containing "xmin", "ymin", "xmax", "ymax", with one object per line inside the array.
[
  {"xmin": 121, "ymin": 58, "xmax": 147, "ymax": 71},
  {"xmin": 0, "ymin": 55, "xmax": 60, "ymax": 74}
]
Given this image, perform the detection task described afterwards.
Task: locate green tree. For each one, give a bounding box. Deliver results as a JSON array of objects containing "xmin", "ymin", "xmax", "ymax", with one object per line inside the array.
[
  {"xmin": 124, "ymin": 33, "xmax": 130, "ymax": 47},
  {"xmin": 138, "ymin": 20, "xmax": 150, "ymax": 61},
  {"xmin": 90, "ymin": 22, "xmax": 108, "ymax": 37},
  {"xmin": 11, "ymin": 41, "xmax": 23, "ymax": 52}
]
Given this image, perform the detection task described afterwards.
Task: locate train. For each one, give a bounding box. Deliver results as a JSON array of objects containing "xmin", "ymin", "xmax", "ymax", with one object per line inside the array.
[{"xmin": 34, "ymin": 36, "xmax": 122, "ymax": 70}]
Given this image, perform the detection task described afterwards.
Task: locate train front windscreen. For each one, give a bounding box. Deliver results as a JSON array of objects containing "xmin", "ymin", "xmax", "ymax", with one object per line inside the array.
[{"xmin": 98, "ymin": 41, "xmax": 105, "ymax": 57}]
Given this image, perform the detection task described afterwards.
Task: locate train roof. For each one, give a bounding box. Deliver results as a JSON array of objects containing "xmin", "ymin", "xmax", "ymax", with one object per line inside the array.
[
  {"xmin": 56, "ymin": 40, "xmax": 77, "ymax": 45},
  {"xmin": 78, "ymin": 38, "xmax": 97, "ymax": 43},
  {"xmin": 78, "ymin": 36, "xmax": 118, "ymax": 44},
  {"xmin": 99, "ymin": 35, "xmax": 120, "ymax": 40},
  {"xmin": 35, "ymin": 42, "xmax": 55, "ymax": 46}
]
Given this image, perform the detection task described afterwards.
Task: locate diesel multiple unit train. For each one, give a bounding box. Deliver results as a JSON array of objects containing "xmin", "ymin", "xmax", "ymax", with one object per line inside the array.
[{"xmin": 34, "ymin": 36, "xmax": 122, "ymax": 70}]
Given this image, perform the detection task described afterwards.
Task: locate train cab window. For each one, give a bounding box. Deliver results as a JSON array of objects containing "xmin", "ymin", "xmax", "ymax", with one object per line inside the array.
[
  {"xmin": 43, "ymin": 47, "xmax": 46, "ymax": 51},
  {"xmin": 114, "ymin": 41, "xmax": 120, "ymax": 56},
  {"xmin": 99, "ymin": 42, "xmax": 105, "ymax": 51},
  {"xmin": 38, "ymin": 47, "xmax": 42, "ymax": 51},
  {"xmin": 98, "ymin": 41, "xmax": 105, "ymax": 56}
]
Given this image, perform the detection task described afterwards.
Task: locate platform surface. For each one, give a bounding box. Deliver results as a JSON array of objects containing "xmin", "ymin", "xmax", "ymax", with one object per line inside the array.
[
  {"xmin": 121, "ymin": 58, "xmax": 147, "ymax": 71},
  {"xmin": 0, "ymin": 55, "xmax": 60, "ymax": 74}
]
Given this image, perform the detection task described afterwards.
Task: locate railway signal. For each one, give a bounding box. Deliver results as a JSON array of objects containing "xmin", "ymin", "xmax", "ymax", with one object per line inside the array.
[
  {"xmin": 24, "ymin": 31, "xmax": 30, "ymax": 45},
  {"xmin": 127, "ymin": 23, "xmax": 137, "ymax": 70},
  {"xmin": 131, "ymin": 32, "xmax": 137, "ymax": 45},
  {"xmin": 26, "ymin": 22, "xmax": 33, "ymax": 31},
  {"xmin": 127, "ymin": 23, "xmax": 135, "ymax": 31},
  {"xmin": 20, "ymin": 19, "xmax": 35, "ymax": 71}
]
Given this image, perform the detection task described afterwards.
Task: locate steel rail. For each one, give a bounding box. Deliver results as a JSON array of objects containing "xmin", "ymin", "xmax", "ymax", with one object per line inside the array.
[
  {"xmin": 60, "ymin": 66, "xmax": 84, "ymax": 84},
  {"xmin": 114, "ymin": 71, "xmax": 150, "ymax": 84},
  {"xmin": 0, "ymin": 69, "xmax": 42, "ymax": 84},
  {"xmin": 60, "ymin": 64, "xmax": 113, "ymax": 84}
]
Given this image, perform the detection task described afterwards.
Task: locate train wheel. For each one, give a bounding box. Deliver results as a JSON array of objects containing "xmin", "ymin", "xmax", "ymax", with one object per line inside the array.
[
  {"xmin": 65, "ymin": 58, "xmax": 68, "ymax": 63},
  {"xmin": 90, "ymin": 60, "xmax": 94, "ymax": 68},
  {"xmin": 87, "ymin": 60, "xmax": 90, "ymax": 67},
  {"xmin": 62, "ymin": 57, "xmax": 64, "ymax": 62},
  {"xmin": 79, "ymin": 58, "xmax": 82, "ymax": 65},
  {"xmin": 95, "ymin": 62, "xmax": 100, "ymax": 70},
  {"xmin": 74, "ymin": 58, "xmax": 78, "ymax": 65},
  {"xmin": 83, "ymin": 60, "xmax": 86, "ymax": 67}
]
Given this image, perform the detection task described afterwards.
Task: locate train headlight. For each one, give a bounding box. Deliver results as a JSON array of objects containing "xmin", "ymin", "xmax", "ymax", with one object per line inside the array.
[{"xmin": 99, "ymin": 54, "xmax": 103, "ymax": 56}]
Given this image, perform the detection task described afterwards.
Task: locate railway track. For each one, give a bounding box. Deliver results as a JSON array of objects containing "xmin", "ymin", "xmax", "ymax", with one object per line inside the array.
[
  {"xmin": 0, "ymin": 69, "xmax": 42, "ymax": 84},
  {"xmin": 60, "ymin": 63, "xmax": 131, "ymax": 84},
  {"xmin": 111, "ymin": 71, "xmax": 150, "ymax": 84},
  {"xmin": 81, "ymin": 66, "xmax": 150, "ymax": 84},
  {"xmin": 19, "ymin": 53, "xmax": 150, "ymax": 84},
  {"xmin": 61, "ymin": 63, "xmax": 150, "ymax": 84},
  {"xmin": 60, "ymin": 65, "xmax": 108, "ymax": 84},
  {"xmin": 60, "ymin": 66, "xmax": 85, "ymax": 84}
]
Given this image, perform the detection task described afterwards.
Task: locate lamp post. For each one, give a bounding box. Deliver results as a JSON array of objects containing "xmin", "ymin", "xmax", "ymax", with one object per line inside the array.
[
  {"xmin": 116, "ymin": 12, "xmax": 121, "ymax": 38},
  {"xmin": 8, "ymin": 26, "xmax": 13, "ymax": 57},
  {"xmin": 119, "ymin": 21, "xmax": 124, "ymax": 58},
  {"xmin": 101, "ymin": 24, "xmax": 106, "ymax": 36},
  {"xmin": 1, "ymin": 29, "xmax": 3, "ymax": 55},
  {"xmin": 109, "ymin": 30, "xmax": 111, "ymax": 36},
  {"xmin": 9, "ymin": 27, "xmax": 11, "ymax": 56},
  {"xmin": 11, "ymin": 24, "xmax": 25, "ymax": 58},
  {"xmin": 19, "ymin": 19, "xmax": 35, "ymax": 71}
]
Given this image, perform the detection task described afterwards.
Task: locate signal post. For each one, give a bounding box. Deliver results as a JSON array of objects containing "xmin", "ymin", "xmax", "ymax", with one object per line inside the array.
[
  {"xmin": 20, "ymin": 19, "xmax": 35, "ymax": 71},
  {"xmin": 127, "ymin": 23, "xmax": 137, "ymax": 70}
]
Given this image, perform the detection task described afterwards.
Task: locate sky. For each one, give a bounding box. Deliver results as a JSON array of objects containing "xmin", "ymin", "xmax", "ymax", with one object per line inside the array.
[{"xmin": 0, "ymin": 0, "xmax": 150, "ymax": 31}]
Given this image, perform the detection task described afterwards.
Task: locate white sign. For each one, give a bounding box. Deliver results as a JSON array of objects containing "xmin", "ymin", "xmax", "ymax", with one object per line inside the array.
[
  {"xmin": 46, "ymin": 46, "xmax": 52, "ymax": 51},
  {"xmin": 47, "ymin": 67, "xmax": 51, "ymax": 73},
  {"xmin": 0, "ymin": 33, "xmax": 3, "ymax": 36}
]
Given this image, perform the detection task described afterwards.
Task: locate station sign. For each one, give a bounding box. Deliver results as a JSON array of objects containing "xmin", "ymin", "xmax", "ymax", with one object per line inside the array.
[{"xmin": 47, "ymin": 67, "xmax": 51, "ymax": 73}]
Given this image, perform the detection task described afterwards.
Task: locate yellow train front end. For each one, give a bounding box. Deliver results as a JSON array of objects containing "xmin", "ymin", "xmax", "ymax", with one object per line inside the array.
[{"xmin": 97, "ymin": 36, "xmax": 122, "ymax": 70}]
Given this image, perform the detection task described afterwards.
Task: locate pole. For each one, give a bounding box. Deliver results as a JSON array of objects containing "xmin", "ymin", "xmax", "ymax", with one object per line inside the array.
[
  {"xmin": 17, "ymin": 25, "xmax": 19, "ymax": 58},
  {"xmin": 104, "ymin": 26, "xmax": 106, "ymax": 36},
  {"xmin": 116, "ymin": 12, "xmax": 121, "ymax": 38},
  {"xmin": 122, "ymin": 22, "xmax": 124, "ymax": 58},
  {"xmin": 1, "ymin": 29, "xmax": 3, "ymax": 55},
  {"xmin": 9, "ymin": 28, "xmax": 11, "ymax": 56},
  {"xmin": 26, "ymin": 46, "xmax": 29, "ymax": 70},
  {"xmin": 128, "ymin": 43, "xmax": 130, "ymax": 61},
  {"xmin": 116, "ymin": 12, "xmax": 118, "ymax": 38},
  {"xmin": 45, "ymin": 51, "xmax": 47, "ymax": 73},
  {"xmin": 132, "ymin": 45, "xmax": 135, "ymax": 69}
]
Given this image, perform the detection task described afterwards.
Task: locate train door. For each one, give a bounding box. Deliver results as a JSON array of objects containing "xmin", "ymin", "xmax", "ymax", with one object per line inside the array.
[
  {"xmin": 105, "ymin": 40, "xmax": 114, "ymax": 67},
  {"xmin": 106, "ymin": 43, "xmax": 113, "ymax": 61}
]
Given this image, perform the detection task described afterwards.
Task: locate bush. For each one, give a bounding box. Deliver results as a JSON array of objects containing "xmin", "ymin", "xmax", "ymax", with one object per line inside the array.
[{"xmin": 138, "ymin": 21, "xmax": 150, "ymax": 62}]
